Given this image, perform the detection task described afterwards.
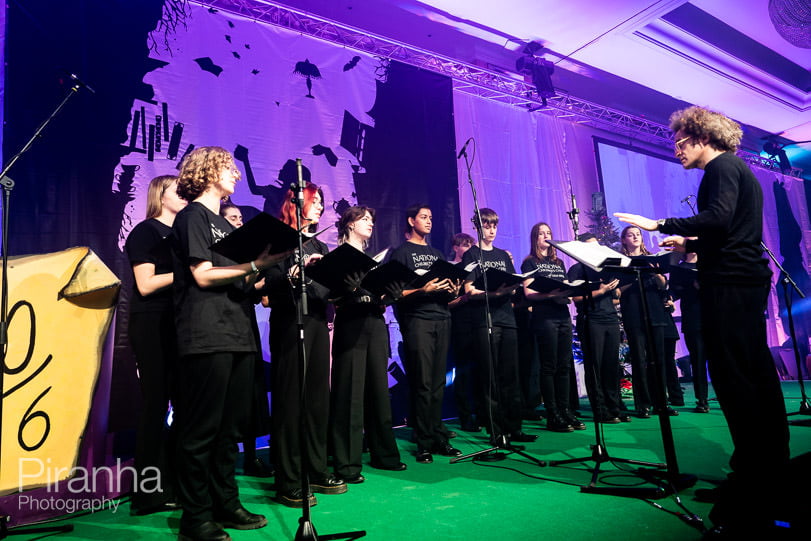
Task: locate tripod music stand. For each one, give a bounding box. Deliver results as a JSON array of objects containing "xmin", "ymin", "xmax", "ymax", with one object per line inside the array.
[
  {"xmin": 760, "ymin": 243, "xmax": 811, "ymax": 427},
  {"xmin": 547, "ymin": 279, "xmax": 667, "ymax": 497},
  {"xmin": 288, "ymin": 160, "xmax": 364, "ymax": 541},
  {"xmin": 548, "ymin": 241, "xmax": 696, "ymax": 498}
]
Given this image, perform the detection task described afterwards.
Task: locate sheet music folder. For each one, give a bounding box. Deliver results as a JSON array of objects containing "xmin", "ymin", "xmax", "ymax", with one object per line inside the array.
[
  {"xmin": 472, "ymin": 268, "xmax": 535, "ymax": 292},
  {"xmin": 210, "ymin": 212, "xmax": 300, "ymax": 263},
  {"xmin": 527, "ymin": 275, "xmax": 600, "ymax": 296},
  {"xmin": 409, "ymin": 259, "xmax": 471, "ymax": 289},
  {"xmin": 305, "ymin": 243, "xmax": 380, "ymax": 293},
  {"xmin": 362, "ymin": 260, "xmax": 417, "ymax": 298}
]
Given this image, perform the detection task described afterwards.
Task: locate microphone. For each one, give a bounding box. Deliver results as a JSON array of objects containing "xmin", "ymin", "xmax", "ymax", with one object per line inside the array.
[
  {"xmin": 457, "ymin": 137, "xmax": 472, "ymax": 160},
  {"xmin": 65, "ymin": 72, "xmax": 96, "ymax": 94},
  {"xmin": 680, "ymin": 194, "xmax": 695, "ymax": 204}
]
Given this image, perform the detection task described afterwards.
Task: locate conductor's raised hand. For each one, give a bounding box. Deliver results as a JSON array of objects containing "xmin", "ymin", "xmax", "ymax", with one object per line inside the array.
[{"xmin": 614, "ymin": 212, "xmax": 657, "ymax": 231}]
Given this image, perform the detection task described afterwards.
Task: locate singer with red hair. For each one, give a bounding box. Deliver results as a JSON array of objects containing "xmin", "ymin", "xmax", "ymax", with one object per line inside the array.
[{"xmin": 262, "ymin": 182, "xmax": 347, "ymax": 508}]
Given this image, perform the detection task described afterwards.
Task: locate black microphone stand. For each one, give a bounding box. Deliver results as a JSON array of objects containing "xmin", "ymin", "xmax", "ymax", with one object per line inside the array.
[
  {"xmin": 450, "ymin": 139, "xmax": 545, "ymax": 467},
  {"xmin": 566, "ymin": 194, "xmax": 579, "ymax": 240},
  {"xmin": 0, "ymin": 76, "xmax": 88, "ymax": 539},
  {"xmin": 760, "ymin": 243, "xmax": 811, "ymax": 426},
  {"xmin": 289, "ymin": 160, "xmax": 364, "ymax": 541}
]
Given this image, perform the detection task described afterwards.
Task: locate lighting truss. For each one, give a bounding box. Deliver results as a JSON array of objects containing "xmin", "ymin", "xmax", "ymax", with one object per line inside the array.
[{"xmin": 191, "ymin": 0, "xmax": 799, "ymax": 177}]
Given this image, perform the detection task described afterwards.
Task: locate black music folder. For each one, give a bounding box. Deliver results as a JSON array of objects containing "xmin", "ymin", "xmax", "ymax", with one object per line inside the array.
[
  {"xmin": 527, "ymin": 275, "xmax": 600, "ymax": 296},
  {"xmin": 210, "ymin": 212, "xmax": 300, "ymax": 263},
  {"xmin": 305, "ymin": 243, "xmax": 380, "ymax": 293},
  {"xmin": 629, "ymin": 251, "xmax": 683, "ymax": 272},
  {"xmin": 361, "ymin": 260, "xmax": 417, "ymax": 298},
  {"xmin": 409, "ymin": 259, "xmax": 473, "ymax": 289},
  {"xmin": 471, "ymin": 268, "xmax": 536, "ymax": 292}
]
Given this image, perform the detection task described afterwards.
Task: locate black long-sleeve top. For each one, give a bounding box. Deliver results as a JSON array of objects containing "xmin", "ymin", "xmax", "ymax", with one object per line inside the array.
[{"xmin": 658, "ymin": 152, "xmax": 771, "ymax": 286}]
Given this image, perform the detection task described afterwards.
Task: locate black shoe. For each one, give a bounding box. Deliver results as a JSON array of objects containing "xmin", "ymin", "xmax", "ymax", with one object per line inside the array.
[
  {"xmin": 654, "ymin": 406, "xmax": 679, "ymax": 416},
  {"xmin": 637, "ymin": 408, "xmax": 651, "ymax": 419},
  {"xmin": 416, "ymin": 450, "xmax": 433, "ymax": 463},
  {"xmin": 131, "ymin": 499, "xmax": 181, "ymax": 516},
  {"xmin": 178, "ymin": 521, "xmax": 231, "ymax": 541},
  {"xmin": 274, "ymin": 489, "xmax": 317, "ymax": 508},
  {"xmin": 311, "ymin": 474, "xmax": 348, "ymax": 494},
  {"xmin": 243, "ymin": 457, "xmax": 274, "ymax": 478},
  {"xmin": 546, "ymin": 414, "xmax": 574, "ymax": 433},
  {"xmin": 595, "ymin": 415, "xmax": 621, "ymax": 424},
  {"xmin": 434, "ymin": 443, "xmax": 462, "ymax": 457},
  {"xmin": 509, "ymin": 431, "xmax": 538, "ymax": 442},
  {"xmin": 214, "ymin": 507, "xmax": 268, "ymax": 530},
  {"xmin": 445, "ymin": 430, "xmax": 458, "ymax": 439},
  {"xmin": 562, "ymin": 411, "xmax": 586, "ymax": 430},
  {"xmin": 369, "ymin": 461, "xmax": 407, "ymax": 472},
  {"xmin": 695, "ymin": 401, "xmax": 710, "ymax": 413},
  {"xmin": 669, "ymin": 399, "xmax": 685, "ymax": 407},
  {"xmin": 460, "ymin": 422, "xmax": 482, "ymax": 432},
  {"xmin": 618, "ymin": 413, "xmax": 632, "ymax": 422},
  {"xmin": 339, "ymin": 473, "xmax": 365, "ymax": 484}
]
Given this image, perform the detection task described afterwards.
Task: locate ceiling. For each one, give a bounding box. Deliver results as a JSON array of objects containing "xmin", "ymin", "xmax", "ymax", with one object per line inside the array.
[{"xmin": 272, "ymin": 0, "xmax": 811, "ymax": 175}]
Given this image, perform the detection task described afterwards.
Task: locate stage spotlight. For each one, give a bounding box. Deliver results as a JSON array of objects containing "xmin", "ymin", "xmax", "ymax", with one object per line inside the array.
[
  {"xmin": 516, "ymin": 42, "xmax": 556, "ymax": 106},
  {"xmin": 764, "ymin": 139, "xmax": 793, "ymax": 175}
]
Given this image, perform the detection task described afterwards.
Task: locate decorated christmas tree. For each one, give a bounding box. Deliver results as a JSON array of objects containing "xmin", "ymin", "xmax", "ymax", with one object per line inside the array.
[{"xmin": 586, "ymin": 206, "xmax": 621, "ymax": 249}]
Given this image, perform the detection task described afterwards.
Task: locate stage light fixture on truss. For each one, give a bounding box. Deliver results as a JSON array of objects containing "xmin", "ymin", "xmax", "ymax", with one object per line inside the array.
[
  {"xmin": 515, "ymin": 41, "xmax": 556, "ymax": 107},
  {"xmin": 762, "ymin": 137, "xmax": 810, "ymax": 176}
]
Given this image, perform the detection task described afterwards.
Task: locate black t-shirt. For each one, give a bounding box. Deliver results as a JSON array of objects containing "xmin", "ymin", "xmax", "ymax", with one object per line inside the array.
[
  {"xmin": 618, "ymin": 270, "xmax": 668, "ymax": 329},
  {"xmin": 171, "ymin": 202, "xmax": 258, "ymax": 357},
  {"xmin": 125, "ymin": 218, "xmax": 173, "ymax": 314},
  {"xmin": 659, "ymin": 152, "xmax": 771, "ymax": 286},
  {"xmin": 521, "ymin": 255, "xmax": 571, "ymax": 324},
  {"xmin": 389, "ymin": 241, "xmax": 452, "ymax": 321},
  {"xmin": 263, "ymin": 236, "xmax": 331, "ymax": 322},
  {"xmin": 567, "ymin": 263, "xmax": 618, "ymax": 324},
  {"xmin": 462, "ymin": 245, "xmax": 516, "ymax": 328}
]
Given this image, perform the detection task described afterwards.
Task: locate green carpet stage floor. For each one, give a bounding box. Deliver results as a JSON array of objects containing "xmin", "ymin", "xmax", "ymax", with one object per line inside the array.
[{"xmin": 9, "ymin": 382, "xmax": 811, "ymax": 540}]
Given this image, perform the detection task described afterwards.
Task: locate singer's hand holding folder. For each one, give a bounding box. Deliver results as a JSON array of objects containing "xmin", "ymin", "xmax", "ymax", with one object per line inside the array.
[
  {"xmin": 409, "ymin": 259, "xmax": 472, "ymax": 289},
  {"xmin": 210, "ymin": 212, "xmax": 300, "ymax": 263}
]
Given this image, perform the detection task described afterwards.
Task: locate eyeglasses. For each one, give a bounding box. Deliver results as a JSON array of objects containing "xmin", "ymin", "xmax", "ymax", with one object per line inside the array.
[{"xmin": 674, "ymin": 136, "xmax": 692, "ymax": 153}]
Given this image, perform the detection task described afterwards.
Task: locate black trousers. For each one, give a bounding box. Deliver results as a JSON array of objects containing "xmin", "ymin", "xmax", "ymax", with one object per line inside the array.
[
  {"xmin": 450, "ymin": 319, "xmax": 479, "ymax": 425},
  {"xmin": 700, "ymin": 284, "xmax": 790, "ymax": 476},
  {"xmin": 128, "ymin": 309, "xmax": 177, "ymax": 510},
  {"xmin": 270, "ymin": 314, "xmax": 331, "ymax": 493},
  {"xmin": 577, "ymin": 317, "xmax": 622, "ymax": 418},
  {"xmin": 624, "ymin": 325, "xmax": 665, "ymax": 412},
  {"xmin": 534, "ymin": 317, "xmax": 573, "ymax": 414},
  {"xmin": 473, "ymin": 325, "xmax": 522, "ymax": 437},
  {"xmin": 683, "ymin": 330, "xmax": 709, "ymax": 403},
  {"xmin": 400, "ymin": 316, "xmax": 450, "ymax": 452},
  {"xmin": 330, "ymin": 308, "xmax": 400, "ymax": 477},
  {"xmin": 175, "ymin": 351, "xmax": 252, "ymax": 528}
]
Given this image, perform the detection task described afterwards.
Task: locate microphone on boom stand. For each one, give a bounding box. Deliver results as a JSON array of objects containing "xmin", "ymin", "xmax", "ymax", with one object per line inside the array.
[{"xmin": 566, "ymin": 193, "xmax": 580, "ymax": 238}]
